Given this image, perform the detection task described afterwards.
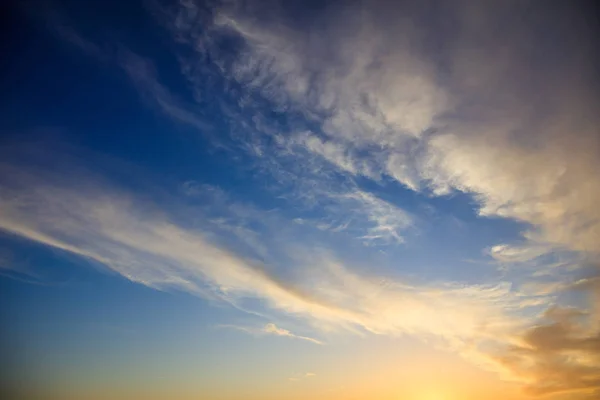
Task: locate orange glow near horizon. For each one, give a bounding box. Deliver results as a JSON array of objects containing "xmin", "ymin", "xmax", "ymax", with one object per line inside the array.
[{"xmin": 413, "ymin": 388, "xmax": 453, "ymax": 400}]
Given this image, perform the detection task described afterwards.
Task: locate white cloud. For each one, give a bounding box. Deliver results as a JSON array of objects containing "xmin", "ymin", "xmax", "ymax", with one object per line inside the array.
[
  {"xmin": 36, "ymin": 1, "xmax": 600, "ymax": 396},
  {"xmin": 219, "ymin": 323, "xmax": 323, "ymax": 345},
  {"xmin": 333, "ymin": 189, "xmax": 413, "ymax": 245},
  {"xmin": 286, "ymin": 186, "xmax": 413, "ymax": 246},
  {"xmin": 286, "ymin": 132, "xmax": 380, "ymax": 180},
  {"xmin": 3, "ymin": 156, "xmax": 599, "ymax": 396},
  {"xmin": 153, "ymin": 2, "xmax": 600, "ymax": 395},
  {"xmin": 165, "ymin": 0, "xmax": 600, "ymax": 260},
  {"xmin": 488, "ymin": 244, "xmax": 553, "ymax": 264},
  {"xmin": 421, "ymin": 130, "xmax": 600, "ymax": 255},
  {"xmin": 288, "ymin": 372, "xmax": 316, "ymax": 382},
  {"xmin": 0, "ymin": 164, "xmax": 540, "ymax": 350},
  {"xmin": 262, "ymin": 323, "xmax": 323, "ymax": 345}
]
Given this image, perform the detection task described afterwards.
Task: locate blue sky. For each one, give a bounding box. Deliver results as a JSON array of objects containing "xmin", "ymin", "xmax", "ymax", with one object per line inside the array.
[{"xmin": 1, "ymin": 1, "xmax": 600, "ymax": 399}]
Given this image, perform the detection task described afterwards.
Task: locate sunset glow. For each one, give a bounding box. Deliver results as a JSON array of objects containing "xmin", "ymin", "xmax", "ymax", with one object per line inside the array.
[{"xmin": 1, "ymin": 1, "xmax": 599, "ymax": 399}]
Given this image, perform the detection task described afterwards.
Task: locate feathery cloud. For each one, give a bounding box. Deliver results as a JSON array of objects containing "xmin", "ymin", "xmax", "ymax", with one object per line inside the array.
[
  {"xmin": 220, "ymin": 323, "xmax": 323, "ymax": 345},
  {"xmin": 2, "ymin": 147, "xmax": 598, "ymax": 395},
  {"xmin": 288, "ymin": 372, "xmax": 316, "ymax": 382},
  {"xmin": 25, "ymin": 0, "xmax": 600, "ymax": 396},
  {"xmin": 152, "ymin": 1, "xmax": 600, "ymax": 395},
  {"xmin": 0, "ymin": 158, "xmax": 538, "ymax": 348},
  {"xmin": 162, "ymin": 0, "xmax": 600, "ymax": 258}
]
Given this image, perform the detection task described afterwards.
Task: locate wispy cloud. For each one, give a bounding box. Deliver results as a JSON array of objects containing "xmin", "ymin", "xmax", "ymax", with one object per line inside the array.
[
  {"xmin": 290, "ymin": 186, "xmax": 413, "ymax": 246},
  {"xmin": 162, "ymin": 0, "xmax": 600, "ymax": 259},
  {"xmin": 46, "ymin": 5, "xmax": 417, "ymax": 250},
  {"xmin": 0, "ymin": 158, "xmax": 540, "ymax": 347},
  {"xmin": 489, "ymin": 244, "xmax": 555, "ymax": 264},
  {"xmin": 49, "ymin": 0, "xmax": 597, "ymax": 266},
  {"xmin": 288, "ymin": 372, "xmax": 316, "ymax": 382},
  {"xmin": 285, "ymin": 132, "xmax": 381, "ymax": 180},
  {"xmin": 263, "ymin": 323, "xmax": 323, "ymax": 345},
  {"xmin": 2, "ymin": 148, "xmax": 599, "ymax": 396},
  {"xmin": 29, "ymin": 0, "xmax": 600, "ymax": 396},
  {"xmin": 336, "ymin": 190, "xmax": 413, "ymax": 245},
  {"xmin": 152, "ymin": 4, "xmax": 600, "ymax": 392},
  {"xmin": 118, "ymin": 50, "xmax": 213, "ymax": 134},
  {"xmin": 220, "ymin": 323, "xmax": 323, "ymax": 345}
]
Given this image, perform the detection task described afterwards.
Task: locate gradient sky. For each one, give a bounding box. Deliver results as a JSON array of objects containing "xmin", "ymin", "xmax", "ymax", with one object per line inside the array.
[{"xmin": 1, "ymin": 1, "xmax": 600, "ymax": 400}]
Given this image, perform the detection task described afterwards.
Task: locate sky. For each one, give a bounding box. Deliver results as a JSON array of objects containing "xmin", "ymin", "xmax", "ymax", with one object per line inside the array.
[{"xmin": 1, "ymin": 1, "xmax": 599, "ymax": 399}]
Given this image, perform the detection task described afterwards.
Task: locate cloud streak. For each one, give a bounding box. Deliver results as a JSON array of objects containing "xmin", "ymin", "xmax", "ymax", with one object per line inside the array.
[
  {"xmin": 22, "ymin": 0, "xmax": 600, "ymax": 397},
  {"xmin": 2, "ymin": 144, "xmax": 598, "ymax": 396},
  {"xmin": 288, "ymin": 372, "xmax": 316, "ymax": 382},
  {"xmin": 0, "ymin": 158, "xmax": 545, "ymax": 358},
  {"xmin": 154, "ymin": 1, "xmax": 600, "ymax": 395},
  {"xmin": 262, "ymin": 322, "xmax": 323, "ymax": 345},
  {"xmin": 220, "ymin": 323, "xmax": 323, "ymax": 345},
  {"xmin": 163, "ymin": 0, "xmax": 600, "ymax": 258}
]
